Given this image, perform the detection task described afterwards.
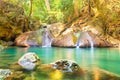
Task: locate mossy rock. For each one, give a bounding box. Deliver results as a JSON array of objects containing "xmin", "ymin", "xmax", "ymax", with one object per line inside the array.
[{"xmin": 5, "ymin": 71, "xmax": 26, "ymax": 80}]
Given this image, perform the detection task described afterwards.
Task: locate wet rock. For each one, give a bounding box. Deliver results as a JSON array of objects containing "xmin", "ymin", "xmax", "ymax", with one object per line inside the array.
[
  {"xmin": 0, "ymin": 45, "xmax": 4, "ymax": 51},
  {"xmin": 10, "ymin": 62, "xmax": 23, "ymax": 71},
  {"xmin": 52, "ymin": 33, "xmax": 77, "ymax": 47},
  {"xmin": 51, "ymin": 60, "xmax": 81, "ymax": 72},
  {"xmin": 52, "ymin": 30, "xmax": 112, "ymax": 48},
  {"xmin": 0, "ymin": 69, "xmax": 12, "ymax": 79},
  {"xmin": 88, "ymin": 32, "xmax": 112, "ymax": 47},
  {"xmin": 76, "ymin": 31, "xmax": 112, "ymax": 48},
  {"xmin": 36, "ymin": 64, "xmax": 56, "ymax": 77},
  {"xmin": 42, "ymin": 28, "xmax": 53, "ymax": 47},
  {"xmin": 15, "ymin": 31, "xmax": 42, "ymax": 47},
  {"xmin": 18, "ymin": 52, "xmax": 40, "ymax": 70},
  {"xmin": 5, "ymin": 71, "xmax": 26, "ymax": 80}
]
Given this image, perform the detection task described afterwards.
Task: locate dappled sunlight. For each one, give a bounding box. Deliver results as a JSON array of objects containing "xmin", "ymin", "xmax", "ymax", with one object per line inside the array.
[
  {"xmin": 50, "ymin": 70, "xmax": 63, "ymax": 80},
  {"xmin": 66, "ymin": 51, "xmax": 73, "ymax": 60},
  {"xmin": 93, "ymin": 69, "xmax": 100, "ymax": 80}
]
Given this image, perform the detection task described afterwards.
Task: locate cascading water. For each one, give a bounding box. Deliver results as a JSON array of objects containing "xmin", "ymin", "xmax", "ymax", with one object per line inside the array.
[
  {"xmin": 42, "ymin": 28, "xmax": 53, "ymax": 47},
  {"xmin": 76, "ymin": 32, "xmax": 94, "ymax": 48},
  {"xmin": 76, "ymin": 33, "xmax": 81, "ymax": 48}
]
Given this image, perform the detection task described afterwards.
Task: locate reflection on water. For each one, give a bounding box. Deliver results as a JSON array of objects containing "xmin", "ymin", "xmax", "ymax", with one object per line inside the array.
[{"xmin": 0, "ymin": 47, "xmax": 120, "ymax": 78}]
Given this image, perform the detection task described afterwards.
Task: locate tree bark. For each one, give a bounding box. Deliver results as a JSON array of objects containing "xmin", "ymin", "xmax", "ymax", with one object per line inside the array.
[
  {"xmin": 73, "ymin": 0, "xmax": 79, "ymax": 17},
  {"xmin": 88, "ymin": 0, "xmax": 91, "ymax": 16},
  {"xmin": 45, "ymin": 0, "xmax": 50, "ymax": 12},
  {"xmin": 29, "ymin": 0, "xmax": 33, "ymax": 18}
]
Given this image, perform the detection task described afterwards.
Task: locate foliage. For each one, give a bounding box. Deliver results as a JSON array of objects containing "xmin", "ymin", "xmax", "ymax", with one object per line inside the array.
[
  {"xmin": 1, "ymin": 0, "xmax": 120, "ymax": 41},
  {"xmin": 3, "ymin": 0, "xmax": 86, "ymax": 24},
  {"xmin": 89, "ymin": 0, "xmax": 120, "ymax": 36}
]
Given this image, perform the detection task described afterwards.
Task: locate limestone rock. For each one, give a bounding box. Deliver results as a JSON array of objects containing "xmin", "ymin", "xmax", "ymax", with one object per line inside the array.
[
  {"xmin": 0, "ymin": 69, "xmax": 12, "ymax": 79},
  {"xmin": 49, "ymin": 23, "xmax": 65, "ymax": 37},
  {"xmin": 10, "ymin": 62, "xmax": 23, "ymax": 71},
  {"xmin": 107, "ymin": 35, "xmax": 120, "ymax": 47},
  {"xmin": 76, "ymin": 31, "xmax": 112, "ymax": 48},
  {"xmin": 5, "ymin": 71, "xmax": 26, "ymax": 80},
  {"xmin": 52, "ymin": 33, "xmax": 76, "ymax": 47},
  {"xmin": 51, "ymin": 60, "xmax": 80, "ymax": 72},
  {"xmin": 42, "ymin": 29, "xmax": 53, "ymax": 47},
  {"xmin": 88, "ymin": 32, "xmax": 112, "ymax": 47},
  {"xmin": 15, "ymin": 31, "xmax": 42, "ymax": 47},
  {"xmin": 18, "ymin": 52, "xmax": 40, "ymax": 70}
]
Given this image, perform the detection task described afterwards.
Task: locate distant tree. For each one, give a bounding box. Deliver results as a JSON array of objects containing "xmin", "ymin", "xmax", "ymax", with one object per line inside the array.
[
  {"xmin": 88, "ymin": 0, "xmax": 91, "ymax": 16},
  {"xmin": 45, "ymin": 0, "xmax": 50, "ymax": 12}
]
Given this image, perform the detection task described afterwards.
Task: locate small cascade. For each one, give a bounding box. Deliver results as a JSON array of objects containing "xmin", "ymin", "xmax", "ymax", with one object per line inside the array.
[
  {"xmin": 86, "ymin": 32, "xmax": 94, "ymax": 48},
  {"xmin": 76, "ymin": 33, "xmax": 81, "ymax": 48},
  {"xmin": 42, "ymin": 28, "xmax": 53, "ymax": 47},
  {"xmin": 76, "ymin": 32, "xmax": 94, "ymax": 48}
]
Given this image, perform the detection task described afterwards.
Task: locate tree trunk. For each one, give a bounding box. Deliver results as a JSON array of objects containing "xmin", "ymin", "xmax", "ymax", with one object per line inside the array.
[
  {"xmin": 28, "ymin": 0, "xmax": 33, "ymax": 31},
  {"xmin": 45, "ymin": 0, "xmax": 50, "ymax": 12},
  {"xmin": 73, "ymin": 0, "xmax": 79, "ymax": 17},
  {"xmin": 88, "ymin": 0, "xmax": 91, "ymax": 16},
  {"xmin": 29, "ymin": 0, "xmax": 33, "ymax": 18}
]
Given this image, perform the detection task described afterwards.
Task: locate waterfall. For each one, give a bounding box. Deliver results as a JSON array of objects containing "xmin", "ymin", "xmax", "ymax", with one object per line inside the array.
[
  {"xmin": 76, "ymin": 32, "xmax": 94, "ymax": 48},
  {"xmin": 86, "ymin": 32, "xmax": 94, "ymax": 48},
  {"xmin": 76, "ymin": 33, "xmax": 81, "ymax": 48},
  {"xmin": 42, "ymin": 29, "xmax": 53, "ymax": 47}
]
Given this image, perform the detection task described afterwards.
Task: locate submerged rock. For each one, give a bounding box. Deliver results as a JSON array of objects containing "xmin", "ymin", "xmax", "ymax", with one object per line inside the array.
[
  {"xmin": 0, "ymin": 69, "xmax": 12, "ymax": 79},
  {"xmin": 5, "ymin": 71, "xmax": 26, "ymax": 80},
  {"xmin": 18, "ymin": 52, "xmax": 40, "ymax": 70},
  {"xmin": 0, "ymin": 45, "xmax": 4, "ymax": 51},
  {"xmin": 51, "ymin": 60, "xmax": 80, "ymax": 72},
  {"xmin": 10, "ymin": 62, "xmax": 23, "ymax": 71}
]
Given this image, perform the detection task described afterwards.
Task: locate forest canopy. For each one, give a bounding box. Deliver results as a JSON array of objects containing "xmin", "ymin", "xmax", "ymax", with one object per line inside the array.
[
  {"xmin": 3, "ymin": 0, "xmax": 87, "ymax": 23},
  {"xmin": 0, "ymin": 0, "xmax": 120, "ymax": 41}
]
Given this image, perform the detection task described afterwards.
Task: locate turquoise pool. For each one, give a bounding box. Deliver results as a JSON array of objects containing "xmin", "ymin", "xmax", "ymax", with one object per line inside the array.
[{"xmin": 0, "ymin": 47, "xmax": 120, "ymax": 79}]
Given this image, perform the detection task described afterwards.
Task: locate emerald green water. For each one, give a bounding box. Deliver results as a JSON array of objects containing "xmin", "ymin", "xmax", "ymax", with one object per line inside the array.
[{"xmin": 0, "ymin": 47, "xmax": 120, "ymax": 76}]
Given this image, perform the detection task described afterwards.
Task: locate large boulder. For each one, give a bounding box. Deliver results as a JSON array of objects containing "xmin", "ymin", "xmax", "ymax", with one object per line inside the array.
[
  {"xmin": 76, "ymin": 31, "xmax": 112, "ymax": 48},
  {"xmin": 51, "ymin": 60, "xmax": 81, "ymax": 72},
  {"xmin": 89, "ymin": 32, "xmax": 112, "ymax": 47},
  {"xmin": 15, "ymin": 31, "xmax": 42, "ymax": 47},
  {"xmin": 18, "ymin": 52, "xmax": 40, "ymax": 70},
  {"xmin": 48, "ymin": 23, "xmax": 65, "ymax": 37},
  {"xmin": 42, "ymin": 28, "xmax": 54, "ymax": 47},
  {"xmin": 52, "ymin": 33, "xmax": 77, "ymax": 47}
]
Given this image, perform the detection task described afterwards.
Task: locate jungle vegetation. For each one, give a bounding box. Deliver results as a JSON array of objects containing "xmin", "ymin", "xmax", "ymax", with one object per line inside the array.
[{"xmin": 0, "ymin": 0, "xmax": 120, "ymax": 41}]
